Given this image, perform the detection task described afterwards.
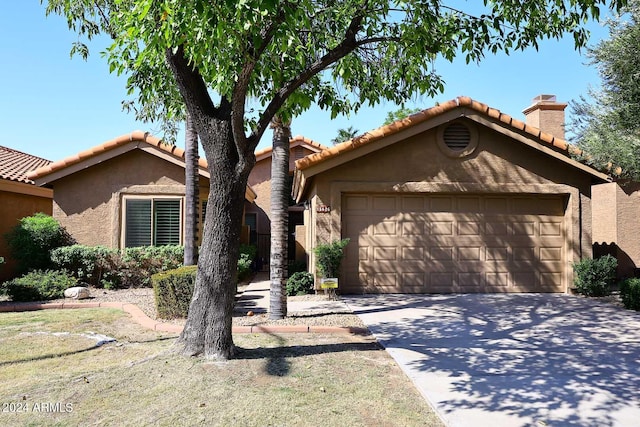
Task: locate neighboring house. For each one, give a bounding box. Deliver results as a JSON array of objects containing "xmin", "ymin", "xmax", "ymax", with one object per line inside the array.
[
  {"xmin": 27, "ymin": 131, "xmax": 256, "ymax": 250},
  {"xmin": 0, "ymin": 146, "xmax": 53, "ymax": 281},
  {"xmin": 293, "ymin": 95, "xmax": 612, "ymax": 294},
  {"xmin": 246, "ymin": 135, "xmax": 326, "ymax": 267}
]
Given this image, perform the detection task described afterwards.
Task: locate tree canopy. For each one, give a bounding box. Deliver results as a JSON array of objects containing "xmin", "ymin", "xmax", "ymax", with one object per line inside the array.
[
  {"xmin": 569, "ymin": 0, "xmax": 640, "ymax": 179},
  {"xmin": 45, "ymin": 0, "xmax": 627, "ymax": 359},
  {"xmin": 383, "ymin": 107, "xmax": 423, "ymax": 125}
]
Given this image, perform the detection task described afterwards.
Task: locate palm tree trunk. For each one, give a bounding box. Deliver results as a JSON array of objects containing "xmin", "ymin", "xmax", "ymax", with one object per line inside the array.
[
  {"xmin": 269, "ymin": 117, "xmax": 291, "ymax": 319},
  {"xmin": 184, "ymin": 113, "xmax": 199, "ymax": 266}
]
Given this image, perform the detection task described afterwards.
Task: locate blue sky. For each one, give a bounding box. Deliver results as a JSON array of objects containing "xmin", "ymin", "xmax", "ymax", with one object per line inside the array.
[{"xmin": 1, "ymin": 2, "xmax": 612, "ymax": 162}]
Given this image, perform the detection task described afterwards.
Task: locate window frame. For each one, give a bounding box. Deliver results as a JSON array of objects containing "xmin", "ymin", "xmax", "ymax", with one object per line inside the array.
[{"xmin": 121, "ymin": 195, "xmax": 184, "ymax": 248}]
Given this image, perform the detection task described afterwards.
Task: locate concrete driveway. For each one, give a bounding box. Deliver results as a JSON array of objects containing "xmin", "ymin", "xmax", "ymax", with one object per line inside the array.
[{"xmin": 343, "ymin": 294, "xmax": 640, "ymax": 427}]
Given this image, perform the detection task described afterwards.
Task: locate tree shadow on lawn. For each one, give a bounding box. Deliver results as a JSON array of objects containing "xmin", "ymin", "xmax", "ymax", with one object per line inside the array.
[
  {"xmin": 235, "ymin": 334, "xmax": 381, "ymax": 377},
  {"xmin": 345, "ymin": 294, "xmax": 640, "ymax": 427}
]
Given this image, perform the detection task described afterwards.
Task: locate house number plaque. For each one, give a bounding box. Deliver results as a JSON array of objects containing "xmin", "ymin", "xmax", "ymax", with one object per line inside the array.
[{"xmin": 316, "ymin": 205, "xmax": 331, "ymax": 213}]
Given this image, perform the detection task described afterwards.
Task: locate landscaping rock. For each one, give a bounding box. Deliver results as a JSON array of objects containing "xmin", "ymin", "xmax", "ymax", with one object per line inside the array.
[{"xmin": 64, "ymin": 287, "xmax": 91, "ymax": 299}]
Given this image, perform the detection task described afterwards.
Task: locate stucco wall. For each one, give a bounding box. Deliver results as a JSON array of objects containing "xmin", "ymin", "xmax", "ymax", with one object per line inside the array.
[
  {"xmin": 593, "ymin": 182, "xmax": 640, "ymax": 278},
  {"xmin": 0, "ymin": 186, "xmax": 53, "ymax": 281},
  {"xmin": 51, "ymin": 150, "xmax": 196, "ymax": 248},
  {"xmin": 592, "ymin": 183, "xmax": 617, "ymax": 244},
  {"xmin": 304, "ymin": 118, "xmax": 596, "ymax": 284}
]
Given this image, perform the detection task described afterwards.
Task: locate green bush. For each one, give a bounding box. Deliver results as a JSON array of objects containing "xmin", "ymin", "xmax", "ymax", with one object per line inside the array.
[
  {"xmin": 620, "ymin": 278, "xmax": 640, "ymax": 311},
  {"xmin": 1, "ymin": 270, "xmax": 77, "ymax": 302},
  {"xmin": 152, "ymin": 266, "xmax": 197, "ymax": 319},
  {"xmin": 51, "ymin": 245, "xmax": 121, "ymax": 288},
  {"xmin": 573, "ymin": 255, "xmax": 617, "ymax": 297},
  {"xmin": 237, "ymin": 244, "xmax": 257, "ymax": 282},
  {"xmin": 314, "ymin": 238, "xmax": 350, "ymax": 278},
  {"xmin": 286, "ymin": 271, "xmax": 315, "ymax": 296},
  {"xmin": 120, "ymin": 245, "xmax": 184, "ymax": 287},
  {"xmin": 4, "ymin": 213, "xmax": 75, "ymax": 274}
]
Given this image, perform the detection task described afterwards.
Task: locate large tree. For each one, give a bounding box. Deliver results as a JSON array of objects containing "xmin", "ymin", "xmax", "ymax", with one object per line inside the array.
[
  {"xmin": 48, "ymin": 0, "xmax": 625, "ymax": 360},
  {"xmin": 570, "ymin": 1, "xmax": 640, "ymax": 179},
  {"xmin": 383, "ymin": 107, "xmax": 422, "ymax": 125}
]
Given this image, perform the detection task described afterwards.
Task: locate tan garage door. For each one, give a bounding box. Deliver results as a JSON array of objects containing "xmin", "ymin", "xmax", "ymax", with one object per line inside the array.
[{"xmin": 341, "ymin": 193, "xmax": 566, "ymax": 293}]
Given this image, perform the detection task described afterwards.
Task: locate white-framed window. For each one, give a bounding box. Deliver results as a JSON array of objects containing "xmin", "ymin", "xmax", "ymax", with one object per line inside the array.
[{"xmin": 123, "ymin": 196, "xmax": 183, "ymax": 247}]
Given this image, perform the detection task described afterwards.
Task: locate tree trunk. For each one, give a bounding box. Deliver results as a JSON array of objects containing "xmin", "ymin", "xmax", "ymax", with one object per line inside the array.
[
  {"xmin": 176, "ymin": 110, "xmax": 252, "ymax": 359},
  {"xmin": 269, "ymin": 118, "xmax": 291, "ymax": 320},
  {"xmin": 183, "ymin": 113, "xmax": 199, "ymax": 266}
]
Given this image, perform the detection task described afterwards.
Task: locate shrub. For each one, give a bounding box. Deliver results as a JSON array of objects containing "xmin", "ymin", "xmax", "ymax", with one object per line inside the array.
[
  {"xmin": 237, "ymin": 244, "xmax": 257, "ymax": 282},
  {"xmin": 1, "ymin": 270, "xmax": 77, "ymax": 302},
  {"xmin": 573, "ymin": 255, "xmax": 617, "ymax": 297},
  {"xmin": 120, "ymin": 245, "xmax": 184, "ymax": 287},
  {"xmin": 51, "ymin": 245, "xmax": 121, "ymax": 288},
  {"xmin": 620, "ymin": 278, "xmax": 640, "ymax": 311},
  {"xmin": 152, "ymin": 266, "xmax": 197, "ymax": 319},
  {"xmin": 5, "ymin": 213, "xmax": 75, "ymax": 274},
  {"xmin": 314, "ymin": 238, "xmax": 350, "ymax": 278},
  {"xmin": 286, "ymin": 272, "xmax": 315, "ymax": 296}
]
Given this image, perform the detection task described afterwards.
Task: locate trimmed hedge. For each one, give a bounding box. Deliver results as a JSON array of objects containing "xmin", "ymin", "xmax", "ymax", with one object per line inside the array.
[
  {"xmin": 152, "ymin": 266, "xmax": 197, "ymax": 319},
  {"xmin": 1, "ymin": 270, "xmax": 77, "ymax": 302},
  {"xmin": 620, "ymin": 278, "xmax": 640, "ymax": 311}
]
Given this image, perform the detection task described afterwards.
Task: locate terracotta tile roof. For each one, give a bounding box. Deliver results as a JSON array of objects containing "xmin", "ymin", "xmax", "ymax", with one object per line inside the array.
[
  {"xmin": 26, "ymin": 131, "xmax": 258, "ymax": 203},
  {"xmin": 0, "ymin": 145, "xmax": 52, "ymax": 184},
  {"xmin": 296, "ymin": 96, "xmax": 580, "ymax": 171},
  {"xmin": 27, "ymin": 130, "xmax": 208, "ymax": 180},
  {"xmin": 254, "ymin": 135, "xmax": 327, "ymax": 160}
]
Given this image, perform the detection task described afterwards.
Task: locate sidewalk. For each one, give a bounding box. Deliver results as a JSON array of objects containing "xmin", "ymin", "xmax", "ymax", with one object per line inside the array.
[{"xmin": 235, "ymin": 272, "xmax": 353, "ymax": 315}]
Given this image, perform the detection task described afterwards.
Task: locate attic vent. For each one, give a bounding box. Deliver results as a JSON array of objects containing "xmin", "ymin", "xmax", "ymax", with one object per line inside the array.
[
  {"xmin": 294, "ymin": 146, "xmax": 304, "ymax": 160},
  {"xmin": 436, "ymin": 121, "xmax": 478, "ymax": 158},
  {"xmin": 443, "ymin": 123, "xmax": 471, "ymax": 151}
]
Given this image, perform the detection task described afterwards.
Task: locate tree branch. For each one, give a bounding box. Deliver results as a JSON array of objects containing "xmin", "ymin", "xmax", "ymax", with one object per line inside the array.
[
  {"xmin": 165, "ymin": 46, "xmax": 217, "ymax": 121},
  {"xmin": 248, "ymin": 5, "xmax": 369, "ymax": 146},
  {"xmin": 231, "ymin": 7, "xmax": 287, "ymax": 157}
]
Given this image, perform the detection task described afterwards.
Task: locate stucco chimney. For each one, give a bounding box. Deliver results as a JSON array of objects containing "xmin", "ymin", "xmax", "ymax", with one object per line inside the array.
[{"xmin": 522, "ymin": 94, "xmax": 567, "ymax": 139}]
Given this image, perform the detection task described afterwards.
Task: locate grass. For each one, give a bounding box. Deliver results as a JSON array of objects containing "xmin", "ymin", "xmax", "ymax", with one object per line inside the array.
[{"xmin": 0, "ymin": 309, "xmax": 443, "ymax": 427}]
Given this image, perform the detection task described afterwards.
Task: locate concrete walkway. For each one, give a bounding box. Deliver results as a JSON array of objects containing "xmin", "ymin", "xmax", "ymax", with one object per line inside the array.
[
  {"xmin": 344, "ymin": 293, "xmax": 640, "ymax": 427},
  {"xmin": 235, "ymin": 272, "xmax": 352, "ymax": 315}
]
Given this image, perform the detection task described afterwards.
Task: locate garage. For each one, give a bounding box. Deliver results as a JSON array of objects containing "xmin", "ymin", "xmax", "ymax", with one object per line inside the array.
[
  {"xmin": 341, "ymin": 193, "xmax": 566, "ymax": 293},
  {"xmin": 293, "ymin": 96, "xmax": 611, "ymax": 295}
]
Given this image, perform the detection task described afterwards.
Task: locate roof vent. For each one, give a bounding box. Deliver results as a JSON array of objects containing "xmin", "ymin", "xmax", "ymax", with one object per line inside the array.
[
  {"xmin": 443, "ymin": 123, "xmax": 471, "ymax": 151},
  {"xmin": 437, "ymin": 121, "xmax": 478, "ymax": 158}
]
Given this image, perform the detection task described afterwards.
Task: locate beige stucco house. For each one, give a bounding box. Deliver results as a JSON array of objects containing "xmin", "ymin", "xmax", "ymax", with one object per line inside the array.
[
  {"xmin": 246, "ymin": 136, "xmax": 326, "ymax": 266},
  {"xmin": 293, "ymin": 96, "xmax": 613, "ymax": 294},
  {"xmin": 0, "ymin": 146, "xmax": 53, "ymax": 281},
  {"xmin": 27, "ymin": 131, "xmax": 256, "ymax": 250}
]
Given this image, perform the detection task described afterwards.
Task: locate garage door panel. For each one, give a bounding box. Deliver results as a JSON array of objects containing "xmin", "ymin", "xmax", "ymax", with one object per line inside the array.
[
  {"xmin": 342, "ymin": 193, "xmax": 566, "ymax": 293},
  {"xmin": 486, "ymin": 272, "xmax": 510, "ymax": 287},
  {"xmin": 401, "ymin": 221, "xmax": 427, "ymax": 236},
  {"xmin": 401, "ymin": 246, "xmax": 425, "ymax": 261}
]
